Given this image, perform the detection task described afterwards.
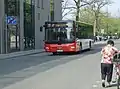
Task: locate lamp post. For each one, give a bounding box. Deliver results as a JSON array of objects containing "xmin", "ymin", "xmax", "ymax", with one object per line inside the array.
[{"xmin": 106, "ymin": 5, "xmax": 109, "ymax": 36}]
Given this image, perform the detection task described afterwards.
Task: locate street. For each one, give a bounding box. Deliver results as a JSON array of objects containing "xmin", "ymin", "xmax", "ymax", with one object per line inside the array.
[{"xmin": 0, "ymin": 40, "xmax": 120, "ymax": 89}]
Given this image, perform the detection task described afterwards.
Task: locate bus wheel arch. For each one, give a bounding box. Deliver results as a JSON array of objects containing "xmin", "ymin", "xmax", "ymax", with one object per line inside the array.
[
  {"xmin": 80, "ymin": 42, "xmax": 82, "ymax": 51},
  {"xmin": 89, "ymin": 41, "xmax": 92, "ymax": 49},
  {"xmin": 53, "ymin": 52, "xmax": 57, "ymax": 55}
]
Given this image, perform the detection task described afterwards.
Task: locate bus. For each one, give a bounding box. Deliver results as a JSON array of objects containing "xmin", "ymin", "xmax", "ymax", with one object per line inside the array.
[{"xmin": 43, "ymin": 20, "xmax": 94, "ymax": 55}]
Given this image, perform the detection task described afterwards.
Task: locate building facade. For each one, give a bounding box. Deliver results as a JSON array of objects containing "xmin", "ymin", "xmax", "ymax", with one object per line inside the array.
[
  {"xmin": 0, "ymin": 0, "xmax": 5, "ymax": 54},
  {"xmin": 0, "ymin": 0, "xmax": 62, "ymax": 54}
]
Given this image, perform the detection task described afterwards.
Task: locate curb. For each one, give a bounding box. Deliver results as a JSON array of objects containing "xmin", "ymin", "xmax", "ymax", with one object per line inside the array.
[{"xmin": 0, "ymin": 50, "xmax": 45, "ymax": 60}]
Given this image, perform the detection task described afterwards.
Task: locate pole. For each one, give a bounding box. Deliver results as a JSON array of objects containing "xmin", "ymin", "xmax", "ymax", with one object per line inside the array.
[
  {"xmin": 106, "ymin": 5, "xmax": 108, "ymax": 35},
  {"xmin": 19, "ymin": 0, "xmax": 24, "ymax": 51}
]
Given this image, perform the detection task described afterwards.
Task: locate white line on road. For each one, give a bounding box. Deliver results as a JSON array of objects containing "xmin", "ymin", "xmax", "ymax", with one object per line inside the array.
[
  {"xmin": 92, "ymin": 84, "xmax": 98, "ymax": 88},
  {"xmin": 96, "ymin": 81, "xmax": 101, "ymax": 83}
]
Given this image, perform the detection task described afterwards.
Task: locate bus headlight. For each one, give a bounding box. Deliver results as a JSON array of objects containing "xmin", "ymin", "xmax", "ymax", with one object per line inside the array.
[
  {"xmin": 45, "ymin": 47, "xmax": 49, "ymax": 49},
  {"xmin": 71, "ymin": 46, "xmax": 75, "ymax": 49}
]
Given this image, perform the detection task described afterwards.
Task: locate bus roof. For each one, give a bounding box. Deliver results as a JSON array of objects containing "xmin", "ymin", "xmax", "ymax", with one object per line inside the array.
[
  {"xmin": 45, "ymin": 20, "xmax": 93, "ymax": 26},
  {"xmin": 76, "ymin": 21, "xmax": 93, "ymax": 26},
  {"xmin": 45, "ymin": 20, "xmax": 73, "ymax": 24}
]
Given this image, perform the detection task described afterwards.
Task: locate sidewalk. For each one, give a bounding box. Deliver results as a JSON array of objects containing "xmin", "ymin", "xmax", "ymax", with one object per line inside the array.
[
  {"xmin": 0, "ymin": 49, "xmax": 44, "ymax": 60},
  {"xmin": 94, "ymin": 40, "xmax": 107, "ymax": 44},
  {"xmin": 94, "ymin": 39, "xmax": 120, "ymax": 45}
]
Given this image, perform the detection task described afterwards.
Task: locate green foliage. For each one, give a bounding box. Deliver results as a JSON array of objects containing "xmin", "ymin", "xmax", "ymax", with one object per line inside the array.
[
  {"xmin": 79, "ymin": 8, "xmax": 95, "ymax": 24},
  {"xmin": 79, "ymin": 7, "xmax": 120, "ymax": 36},
  {"xmin": 106, "ymin": 18, "xmax": 120, "ymax": 35},
  {"xmin": 24, "ymin": 2, "xmax": 32, "ymax": 23}
]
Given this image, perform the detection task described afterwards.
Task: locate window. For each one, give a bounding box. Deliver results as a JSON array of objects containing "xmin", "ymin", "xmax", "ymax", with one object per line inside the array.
[
  {"xmin": 37, "ymin": 0, "xmax": 40, "ymax": 8},
  {"xmin": 41, "ymin": 0, "xmax": 44, "ymax": 9},
  {"xmin": 38, "ymin": 13, "xmax": 40, "ymax": 20}
]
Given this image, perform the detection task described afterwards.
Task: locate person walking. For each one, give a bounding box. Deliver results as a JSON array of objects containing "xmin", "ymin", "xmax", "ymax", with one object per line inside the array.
[{"xmin": 101, "ymin": 40, "xmax": 119, "ymax": 87}]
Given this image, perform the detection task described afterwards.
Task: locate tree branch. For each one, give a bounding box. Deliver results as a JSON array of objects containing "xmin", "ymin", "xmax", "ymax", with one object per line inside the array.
[
  {"xmin": 62, "ymin": 0, "xmax": 69, "ymax": 14},
  {"xmin": 63, "ymin": 6, "xmax": 77, "ymax": 9},
  {"xmin": 62, "ymin": 0, "xmax": 69, "ymax": 8},
  {"xmin": 80, "ymin": 3, "xmax": 88, "ymax": 7},
  {"xmin": 62, "ymin": 9, "xmax": 73, "ymax": 18},
  {"xmin": 99, "ymin": 2, "xmax": 108, "ymax": 8},
  {"xmin": 73, "ymin": 0, "xmax": 77, "ymax": 4}
]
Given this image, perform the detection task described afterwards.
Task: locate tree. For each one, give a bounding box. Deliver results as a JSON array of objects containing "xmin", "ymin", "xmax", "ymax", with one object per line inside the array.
[
  {"xmin": 78, "ymin": 7, "xmax": 108, "ymax": 36},
  {"xmin": 62, "ymin": 0, "xmax": 96, "ymax": 20},
  {"xmin": 88, "ymin": 0, "xmax": 112, "ymax": 36},
  {"xmin": 71, "ymin": 1, "xmax": 120, "ymax": 37},
  {"xmin": 62, "ymin": 0, "xmax": 70, "ymax": 18},
  {"xmin": 62, "ymin": 0, "xmax": 76, "ymax": 19},
  {"xmin": 72, "ymin": 0, "xmax": 97, "ymax": 21},
  {"xmin": 79, "ymin": 8, "xmax": 95, "ymax": 24},
  {"xmin": 106, "ymin": 18, "xmax": 120, "ymax": 35},
  {"xmin": 66, "ymin": 0, "xmax": 111, "ymax": 36}
]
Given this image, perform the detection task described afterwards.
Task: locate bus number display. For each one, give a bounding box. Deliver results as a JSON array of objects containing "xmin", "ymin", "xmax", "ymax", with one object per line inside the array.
[{"xmin": 45, "ymin": 23, "xmax": 68, "ymax": 28}]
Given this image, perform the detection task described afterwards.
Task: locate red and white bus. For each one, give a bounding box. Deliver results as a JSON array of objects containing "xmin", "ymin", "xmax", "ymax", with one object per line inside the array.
[{"xmin": 43, "ymin": 20, "xmax": 94, "ymax": 55}]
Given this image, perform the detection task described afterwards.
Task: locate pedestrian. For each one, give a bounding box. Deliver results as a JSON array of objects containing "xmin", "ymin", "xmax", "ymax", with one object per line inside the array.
[{"xmin": 101, "ymin": 40, "xmax": 119, "ymax": 87}]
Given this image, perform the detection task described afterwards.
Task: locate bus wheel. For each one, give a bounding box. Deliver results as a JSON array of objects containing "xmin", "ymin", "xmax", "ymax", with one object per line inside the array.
[
  {"xmin": 53, "ymin": 52, "xmax": 57, "ymax": 55},
  {"xmin": 89, "ymin": 41, "xmax": 92, "ymax": 50},
  {"xmin": 80, "ymin": 42, "xmax": 82, "ymax": 52}
]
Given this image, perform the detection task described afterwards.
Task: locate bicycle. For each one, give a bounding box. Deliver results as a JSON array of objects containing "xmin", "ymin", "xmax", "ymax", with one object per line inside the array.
[{"xmin": 113, "ymin": 53, "xmax": 120, "ymax": 89}]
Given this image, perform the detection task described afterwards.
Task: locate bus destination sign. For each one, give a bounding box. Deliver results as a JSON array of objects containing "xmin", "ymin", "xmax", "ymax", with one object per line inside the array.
[{"xmin": 45, "ymin": 23, "xmax": 68, "ymax": 28}]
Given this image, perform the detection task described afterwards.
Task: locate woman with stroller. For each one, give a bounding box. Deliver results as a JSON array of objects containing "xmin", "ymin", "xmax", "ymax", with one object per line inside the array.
[{"xmin": 101, "ymin": 40, "xmax": 119, "ymax": 87}]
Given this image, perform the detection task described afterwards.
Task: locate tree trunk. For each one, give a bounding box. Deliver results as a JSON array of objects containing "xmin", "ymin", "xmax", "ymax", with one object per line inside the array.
[
  {"xmin": 94, "ymin": 11, "xmax": 100, "ymax": 36},
  {"xmin": 76, "ymin": 6, "xmax": 80, "ymax": 21},
  {"xmin": 93, "ymin": 19, "xmax": 96, "ymax": 36},
  {"xmin": 76, "ymin": 0, "xmax": 80, "ymax": 21},
  {"xmin": 96, "ymin": 15, "xmax": 99, "ymax": 34}
]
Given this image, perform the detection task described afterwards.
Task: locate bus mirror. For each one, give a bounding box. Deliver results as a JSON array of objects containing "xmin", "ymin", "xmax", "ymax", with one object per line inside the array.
[
  {"xmin": 40, "ymin": 26, "xmax": 43, "ymax": 32},
  {"xmin": 43, "ymin": 25, "xmax": 45, "ymax": 27}
]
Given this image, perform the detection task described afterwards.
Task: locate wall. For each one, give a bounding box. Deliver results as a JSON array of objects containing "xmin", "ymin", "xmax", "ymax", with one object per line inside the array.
[
  {"xmin": 35, "ymin": 0, "xmax": 50, "ymax": 49},
  {"xmin": 54, "ymin": 0, "xmax": 62, "ymax": 21},
  {"xmin": 0, "ymin": 0, "xmax": 5, "ymax": 54}
]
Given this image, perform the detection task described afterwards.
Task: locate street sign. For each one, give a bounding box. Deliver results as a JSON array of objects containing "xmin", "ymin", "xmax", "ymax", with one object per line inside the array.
[{"xmin": 7, "ymin": 16, "xmax": 17, "ymax": 25}]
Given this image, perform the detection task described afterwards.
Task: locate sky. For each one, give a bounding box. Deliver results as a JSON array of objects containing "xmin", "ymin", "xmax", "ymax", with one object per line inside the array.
[
  {"xmin": 107, "ymin": 0, "xmax": 120, "ymax": 17},
  {"xmin": 63, "ymin": 0, "xmax": 120, "ymax": 20}
]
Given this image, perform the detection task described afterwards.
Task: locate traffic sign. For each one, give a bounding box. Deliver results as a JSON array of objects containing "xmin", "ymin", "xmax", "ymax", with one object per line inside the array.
[{"xmin": 7, "ymin": 16, "xmax": 17, "ymax": 25}]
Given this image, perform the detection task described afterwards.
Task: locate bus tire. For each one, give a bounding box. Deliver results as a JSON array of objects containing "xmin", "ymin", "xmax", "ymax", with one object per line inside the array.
[
  {"xmin": 89, "ymin": 41, "xmax": 92, "ymax": 50},
  {"xmin": 80, "ymin": 42, "xmax": 82, "ymax": 52},
  {"xmin": 117, "ymin": 76, "xmax": 120, "ymax": 89},
  {"xmin": 53, "ymin": 52, "xmax": 57, "ymax": 55}
]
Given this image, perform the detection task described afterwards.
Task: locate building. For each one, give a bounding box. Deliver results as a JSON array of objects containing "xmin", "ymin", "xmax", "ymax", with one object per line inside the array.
[{"xmin": 0, "ymin": 0, "xmax": 62, "ymax": 54}]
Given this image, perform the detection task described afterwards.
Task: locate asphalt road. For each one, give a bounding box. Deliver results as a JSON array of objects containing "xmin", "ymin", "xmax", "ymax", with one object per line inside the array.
[{"xmin": 1, "ymin": 40, "xmax": 120, "ymax": 89}]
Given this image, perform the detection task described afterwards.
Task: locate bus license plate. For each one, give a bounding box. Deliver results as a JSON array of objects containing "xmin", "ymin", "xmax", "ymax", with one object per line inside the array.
[{"xmin": 57, "ymin": 50, "xmax": 63, "ymax": 52}]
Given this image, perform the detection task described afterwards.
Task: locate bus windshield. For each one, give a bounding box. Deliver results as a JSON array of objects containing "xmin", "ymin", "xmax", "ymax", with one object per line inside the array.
[{"xmin": 45, "ymin": 27, "xmax": 75, "ymax": 44}]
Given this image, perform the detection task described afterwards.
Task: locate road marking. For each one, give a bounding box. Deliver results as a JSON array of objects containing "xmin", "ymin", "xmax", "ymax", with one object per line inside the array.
[
  {"xmin": 96, "ymin": 81, "xmax": 100, "ymax": 83},
  {"xmin": 92, "ymin": 84, "xmax": 98, "ymax": 88}
]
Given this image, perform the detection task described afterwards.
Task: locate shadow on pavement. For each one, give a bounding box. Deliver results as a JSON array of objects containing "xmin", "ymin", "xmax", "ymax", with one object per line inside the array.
[
  {"xmin": 49, "ymin": 43, "xmax": 106, "ymax": 56},
  {"xmin": 105, "ymin": 83, "xmax": 118, "ymax": 88}
]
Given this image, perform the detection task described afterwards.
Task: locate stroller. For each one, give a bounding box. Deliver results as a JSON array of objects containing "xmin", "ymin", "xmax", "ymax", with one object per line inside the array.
[{"xmin": 113, "ymin": 53, "xmax": 120, "ymax": 89}]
